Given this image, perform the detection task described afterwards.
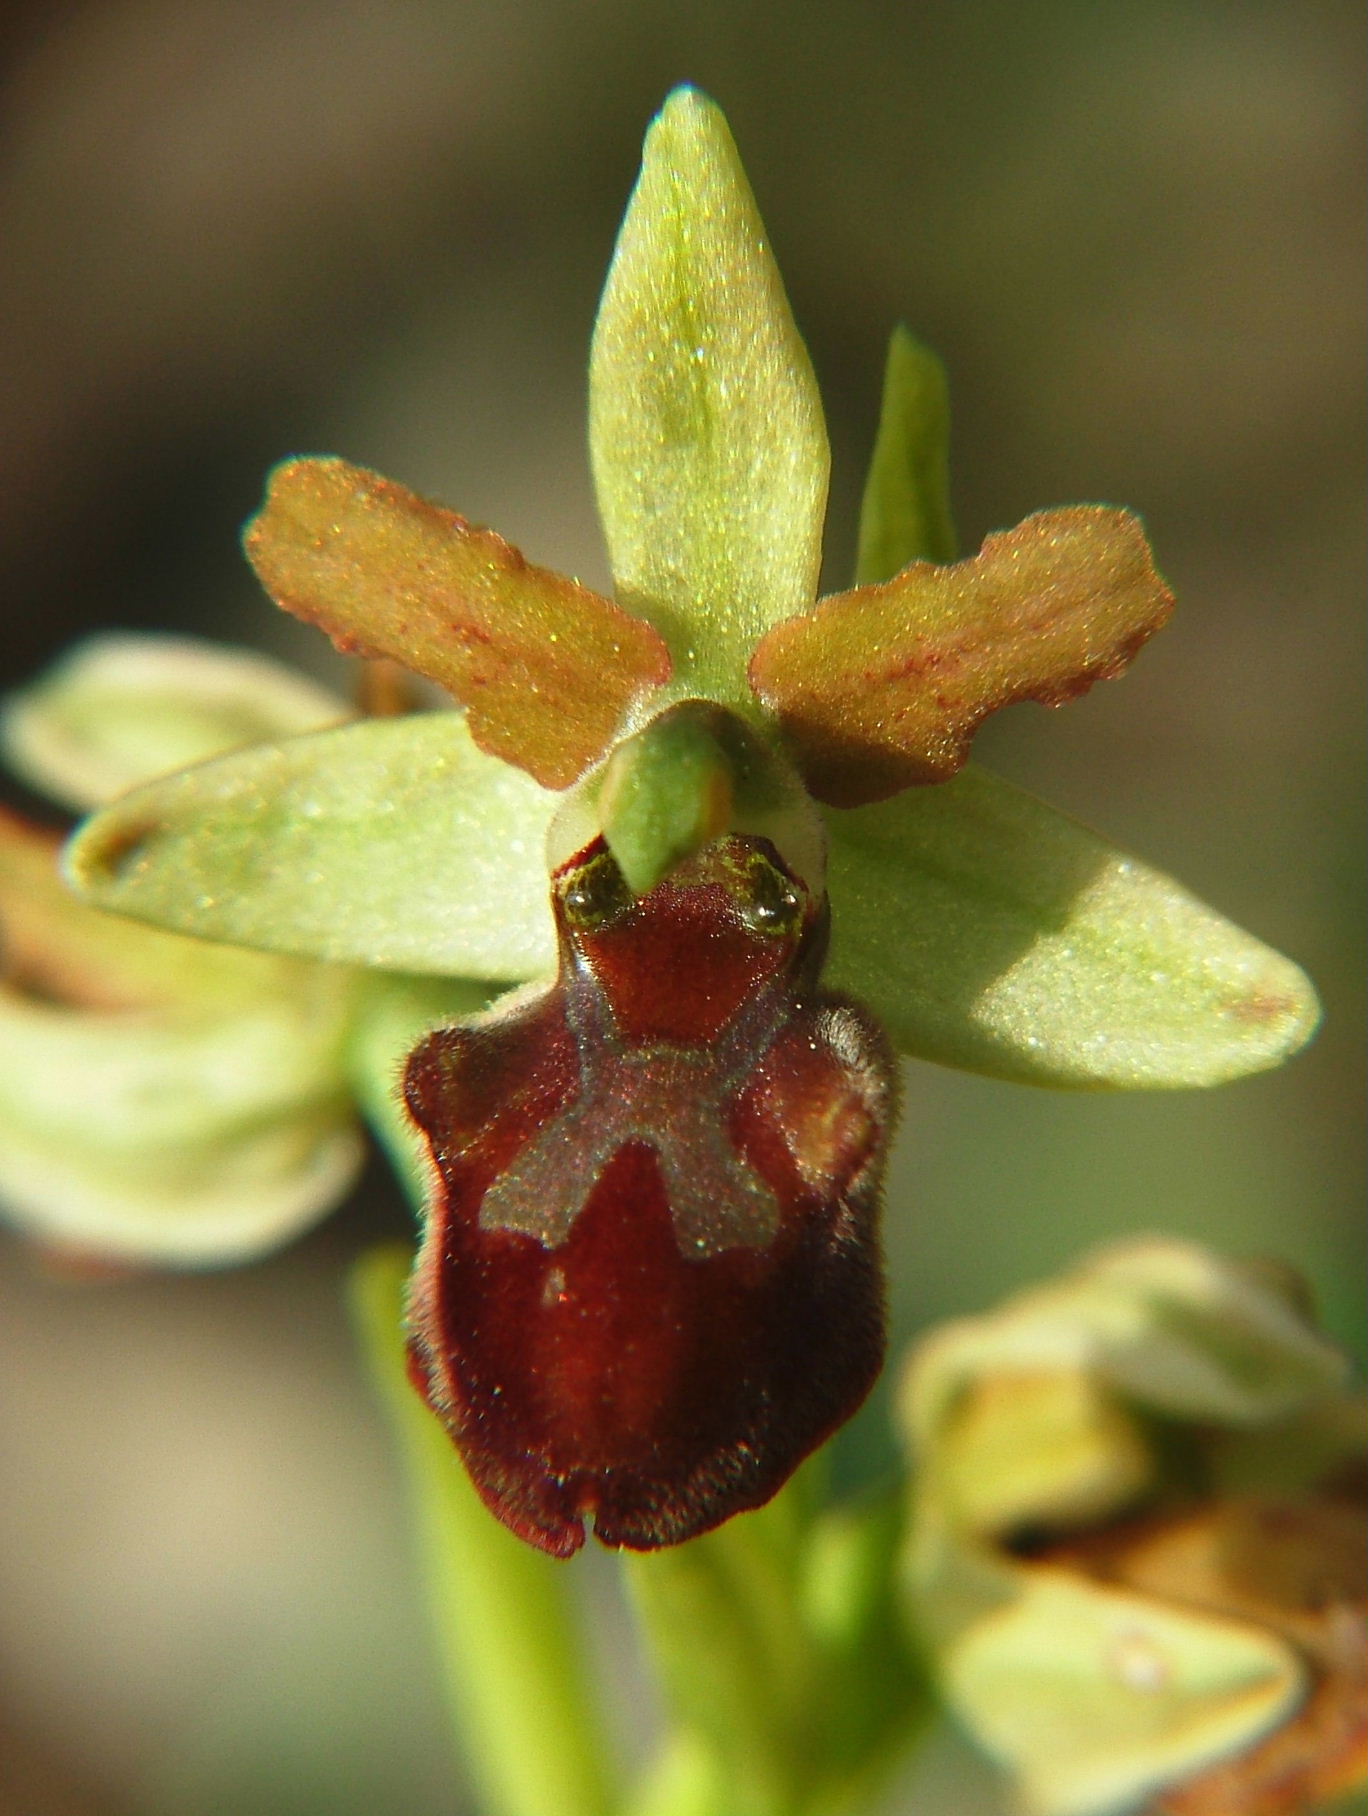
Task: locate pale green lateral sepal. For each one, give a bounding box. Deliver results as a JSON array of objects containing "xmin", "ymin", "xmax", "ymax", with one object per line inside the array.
[
  {"xmin": 855, "ymin": 325, "xmax": 957, "ymax": 583},
  {"xmin": 65, "ymin": 714, "xmax": 559, "ymax": 980},
  {"xmin": 822, "ymin": 765, "xmax": 1319, "ymax": 1087},
  {"xmin": 590, "ymin": 87, "xmax": 829, "ymax": 701},
  {"xmin": 350, "ymin": 1247, "xmax": 618, "ymax": 1816},
  {"xmin": 1, "ymin": 634, "xmax": 351, "ymax": 811}
]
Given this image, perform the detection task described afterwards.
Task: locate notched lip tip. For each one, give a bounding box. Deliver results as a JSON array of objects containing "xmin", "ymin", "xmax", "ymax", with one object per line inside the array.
[{"xmin": 499, "ymin": 1490, "xmax": 588, "ymax": 1560}]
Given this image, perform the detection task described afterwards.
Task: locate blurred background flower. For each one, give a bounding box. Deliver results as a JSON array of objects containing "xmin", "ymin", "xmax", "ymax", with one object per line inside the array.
[
  {"xmin": 0, "ymin": 637, "xmax": 364, "ymax": 1269},
  {"xmin": 0, "ymin": 3, "xmax": 1361, "ymax": 1812},
  {"xmin": 901, "ymin": 1239, "xmax": 1366, "ymax": 1815}
]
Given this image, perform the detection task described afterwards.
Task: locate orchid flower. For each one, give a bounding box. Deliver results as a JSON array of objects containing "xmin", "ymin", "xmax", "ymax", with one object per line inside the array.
[
  {"xmin": 0, "ymin": 81, "xmax": 1339, "ymax": 1816},
  {"xmin": 2, "ymin": 89, "xmax": 1317, "ymax": 1548}
]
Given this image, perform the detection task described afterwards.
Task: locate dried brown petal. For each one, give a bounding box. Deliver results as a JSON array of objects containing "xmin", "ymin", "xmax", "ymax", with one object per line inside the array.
[
  {"xmin": 1054, "ymin": 1494, "xmax": 1368, "ymax": 1816},
  {"xmin": 1, "ymin": 806, "xmax": 240, "ymax": 1010},
  {"xmin": 245, "ymin": 458, "xmax": 672, "ymax": 789},
  {"xmin": 749, "ymin": 506, "xmax": 1174, "ymax": 807}
]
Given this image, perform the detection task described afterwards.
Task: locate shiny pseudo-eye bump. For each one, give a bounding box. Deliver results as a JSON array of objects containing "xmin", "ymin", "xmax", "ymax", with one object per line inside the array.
[{"xmin": 403, "ymin": 833, "xmax": 896, "ymax": 1557}]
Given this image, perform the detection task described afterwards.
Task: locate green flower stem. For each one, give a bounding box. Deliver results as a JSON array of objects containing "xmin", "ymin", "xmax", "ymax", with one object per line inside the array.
[
  {"xmin": 351, "ymin": 1246, "xmax": 620, "ymax": 1816},
  {"xmin": 623, "ymin": 1462, "xmax": 927, "ymax": 1816},
  {"xmin": 798, "ymin": 1489, "xmax": 929, "ymax": 1807},
  {"xmin": 624, "ymin": 1480, "xmax": 824, "ymax": 1816},
  {"xmin": 348, "ymin": 977, "xmax": 619, "ymax": 1816},
  {"xmin": 620, "ymin": 1732, "xmax": 732, "ymax": 1816}
]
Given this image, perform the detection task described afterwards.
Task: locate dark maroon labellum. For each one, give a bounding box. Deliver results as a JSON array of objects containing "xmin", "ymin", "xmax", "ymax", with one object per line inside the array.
[{"xmin": 403, "ymin": 833, "xmax": 895, "ymax": 1556}]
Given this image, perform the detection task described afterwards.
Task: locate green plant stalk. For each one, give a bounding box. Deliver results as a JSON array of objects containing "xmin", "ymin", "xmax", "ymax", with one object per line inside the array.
[
  {"xmin": 622, "ymin": 1468, "xmax": 928, "ymax": 1816},
  {"xmin": 624, "ymin": 1535, "xmax": 817, "ymax": 1815},
  {"xmin": 620, "ymin": 1731, "xmax": 734, "ymax": 1816},
  {"xmin": 621, "ymin": 1460, "xmax": 836, "ymax": 1816}
]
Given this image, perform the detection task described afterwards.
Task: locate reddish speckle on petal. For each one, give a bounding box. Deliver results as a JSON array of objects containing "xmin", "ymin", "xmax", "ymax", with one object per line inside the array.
[{"xmin": 749, "ymin": 505, "xmax": 1175, "ymax": 806}]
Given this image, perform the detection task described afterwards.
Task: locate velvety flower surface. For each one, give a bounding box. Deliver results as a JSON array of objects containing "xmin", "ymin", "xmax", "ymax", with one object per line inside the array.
[{"xmin": 404, "ymin": 828, "xmax": 894, "ymax": 1555}]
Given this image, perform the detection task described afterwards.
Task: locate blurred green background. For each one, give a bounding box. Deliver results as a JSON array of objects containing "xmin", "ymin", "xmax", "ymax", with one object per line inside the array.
[{"xmin": 0, "ymin": 2, "xmax": 1362, "ymax": 1811}]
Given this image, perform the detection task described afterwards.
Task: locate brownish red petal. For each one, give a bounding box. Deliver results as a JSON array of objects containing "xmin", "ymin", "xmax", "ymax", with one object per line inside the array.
[
  {"xmin": 748, "ymin": 505, "xmax": 1174, "ymax": 807},
  {"xmin": 402, "ymin": 836, "xmax": 894, "ymax": 1555},
  {"xmin": 244, "ymin": 457, "xmax": 672, "ymax": 789}
]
